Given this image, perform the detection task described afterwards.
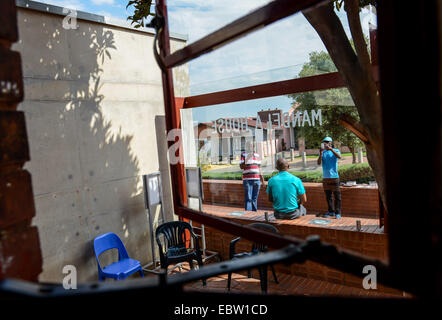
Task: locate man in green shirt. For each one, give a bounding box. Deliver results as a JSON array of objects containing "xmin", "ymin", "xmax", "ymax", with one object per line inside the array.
[{"xmin": 266, "ymin": 158, "xmax": 307, "ymax": 220}]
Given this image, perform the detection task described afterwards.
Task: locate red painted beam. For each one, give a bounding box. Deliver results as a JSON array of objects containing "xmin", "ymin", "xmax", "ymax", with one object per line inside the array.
[
  {"xmin": 164, "ymin": 0, "xmax": 327, "ymax": 69},
  {"xmin": 157, "ymin": 0, "xmax": 183, "ymax": 212},
  {"xmin": 183, "ymin": 66, "xmax": 379, "ymax": 109},
  {"xmin": 177, "ymin": 206, "xmax": 302, "ymax": 249},
  {"xmin": 174, "ymin": 97, "xmax": 187, "ymax": 208}
]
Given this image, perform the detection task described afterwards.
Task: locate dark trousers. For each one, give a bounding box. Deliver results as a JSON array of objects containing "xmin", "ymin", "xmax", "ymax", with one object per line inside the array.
[{"xmin": 324, "ymin": 189, "xmax": 341, "ymax": 214}]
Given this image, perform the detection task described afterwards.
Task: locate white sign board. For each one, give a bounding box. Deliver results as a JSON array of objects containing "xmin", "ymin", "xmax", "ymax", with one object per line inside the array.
[
  {"xmin": 185, "ymin": 167, "xmax": 203, "ymax": 199},
  {"xmin": 143, "ymin": 173, "xmax": 162, "ymax": 207}
]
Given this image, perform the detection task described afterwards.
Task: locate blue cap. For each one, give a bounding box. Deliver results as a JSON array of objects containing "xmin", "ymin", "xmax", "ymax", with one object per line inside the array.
[{"xmin": 322, "ymin": 136, "xmax": 333, "ymax": 142}]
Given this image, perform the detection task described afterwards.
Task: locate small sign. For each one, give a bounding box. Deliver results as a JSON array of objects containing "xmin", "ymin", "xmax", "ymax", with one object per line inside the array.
[
  {"xmin": 185, "ymin": 167, "xmax": 203, "ymax": 199},
  {"xmin": 142, "ymin": 172, "xmax": 162, "ymax": 207}
]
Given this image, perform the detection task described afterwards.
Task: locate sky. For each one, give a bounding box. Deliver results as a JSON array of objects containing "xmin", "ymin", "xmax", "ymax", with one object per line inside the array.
[{"xmin": 37, "ymin": 0, "xmax": 376, "ymax": 123}]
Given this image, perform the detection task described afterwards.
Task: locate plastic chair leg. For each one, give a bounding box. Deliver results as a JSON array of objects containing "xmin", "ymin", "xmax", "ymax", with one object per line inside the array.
[
  {"xmin": 196, "ymin": 255, "xmax": 206, "ymax": 286},
  {"xmin": 227, "ymin": 272, "xmax": 232, "ymax": 291},
  {"xmin": 259, "ymin": 265, "xmax": 268, "ymax": 294},
  {"xmin": 270, "ymin": 265, "xmax": 278, "ymax": 284}
]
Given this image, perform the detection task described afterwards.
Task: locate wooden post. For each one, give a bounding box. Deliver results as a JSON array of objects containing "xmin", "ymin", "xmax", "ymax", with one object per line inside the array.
[{"xmin": 0, "ymin": 0, "xmax": 42, "ymax": 281}]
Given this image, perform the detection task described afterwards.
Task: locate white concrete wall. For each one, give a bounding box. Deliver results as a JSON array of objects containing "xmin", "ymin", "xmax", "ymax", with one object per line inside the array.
[{"xmin": 13, "ymin": 6, "xmax": 188, "ymax": 283}]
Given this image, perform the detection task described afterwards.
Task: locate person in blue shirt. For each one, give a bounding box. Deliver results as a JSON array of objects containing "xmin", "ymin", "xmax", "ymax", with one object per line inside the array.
[
  {"xmin": 266, "ymin": 158, "xmax": 307, "ymax": 220},
  {"xmin": 317, "ymin": 136, "xmax": 342, "ymax": 219}
]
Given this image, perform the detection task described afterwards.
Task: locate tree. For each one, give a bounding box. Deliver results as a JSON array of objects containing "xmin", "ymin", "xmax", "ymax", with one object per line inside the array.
[
  {"xmin": 302, "ymin": 0, "xmax": 388, "ymax": 209},
  {"xmin": 126, "ymin": 0, "xmax": 155, "ymax": 28},
  {"xmin": 126, "ymin": 0, "xmax": 388, "ymax": 211},
  {"xmin": 289, "ymin": 51, "xmax": 364, "ymax": 163}
]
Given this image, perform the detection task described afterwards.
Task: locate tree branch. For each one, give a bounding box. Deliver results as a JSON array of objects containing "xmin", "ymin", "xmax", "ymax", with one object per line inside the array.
[
  {"xmin": 303, "ymin": 2, "xmax": 382, "ymax": 142},
  {"xmin": 338, "ymin": 114, "xmax": 370, "ymax": 144},
  {"xmin": 345, "ymin": 0, "xmax": 373, "ymax": 76}
]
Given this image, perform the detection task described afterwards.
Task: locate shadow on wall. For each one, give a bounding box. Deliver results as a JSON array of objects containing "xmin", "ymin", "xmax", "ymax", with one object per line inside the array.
[{"xmin": 16, "ymin": 12, "xmax": 151, "ymax": 283}]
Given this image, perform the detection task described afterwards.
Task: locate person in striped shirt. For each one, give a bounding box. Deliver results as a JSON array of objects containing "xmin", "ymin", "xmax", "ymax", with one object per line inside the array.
[{"xmin": 240, "ymin": 141, "xmax": 264, "ymax": 211}]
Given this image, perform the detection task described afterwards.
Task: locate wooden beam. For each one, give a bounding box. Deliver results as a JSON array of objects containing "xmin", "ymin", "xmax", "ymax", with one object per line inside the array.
[{"xmin": 183, "ymin": 66, "xmax": 379, "ymax": 109}]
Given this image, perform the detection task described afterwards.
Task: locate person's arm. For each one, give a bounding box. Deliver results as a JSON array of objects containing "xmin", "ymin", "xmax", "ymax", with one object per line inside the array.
[
  {"xmin": 300, "ymin": 193, "xmax": 307, "ymax": 204},
  {"xmin": 329, "ymin": 147, "xmax": 341, "ymax": 159},
  {"xmin": 324, "ymin": 144, "xmax": 341, "ymax": 159},
  {"xmin": 266, "ymin": 181, "xmax": 273, "ymax": 202},
  {"xmin": 317, "ymin": 149, "xmax": 323, "ymax": 165},
  {"xmin": 296, "ymin": 181, "xmax": 307, "ymax": 206},
  {"xmin": 259, "ymin": 167, "xmax": 264, "ymax": 184}
]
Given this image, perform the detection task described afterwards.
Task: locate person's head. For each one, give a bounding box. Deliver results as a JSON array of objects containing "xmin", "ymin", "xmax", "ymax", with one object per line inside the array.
[
  {"xmin": 322, "ymin": 136, "xmax": 333, "ymax": 148},
  {"xmin": 276, "ymin": 158, "xmax": 289, "ymax": 171}
]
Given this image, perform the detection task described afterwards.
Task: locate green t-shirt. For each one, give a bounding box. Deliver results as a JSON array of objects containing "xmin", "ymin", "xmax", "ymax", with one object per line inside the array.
[{"xmin": 266, "ymin": 171, "xmax": 305, "ymax": 213}]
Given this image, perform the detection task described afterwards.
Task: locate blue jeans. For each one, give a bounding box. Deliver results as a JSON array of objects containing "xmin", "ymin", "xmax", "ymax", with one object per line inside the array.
[{"xmin": 243, "ymin": 180, "xmax": 261, "ymax": 211}]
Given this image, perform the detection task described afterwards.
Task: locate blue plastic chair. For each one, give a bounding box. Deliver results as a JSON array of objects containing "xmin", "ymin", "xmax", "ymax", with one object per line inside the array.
[{"xmin": 93, "ymin": 232, "xmax": 144, "ymax": 281}]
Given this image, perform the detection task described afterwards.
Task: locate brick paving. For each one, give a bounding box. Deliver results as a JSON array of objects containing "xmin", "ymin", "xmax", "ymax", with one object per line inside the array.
[
  {"xmin": 187, "ymin": 203, "xmax": 395, "ymax": 293},
  {"xmin": 167, "ymin": 262, "xmax": 406, "ymax": 298}
]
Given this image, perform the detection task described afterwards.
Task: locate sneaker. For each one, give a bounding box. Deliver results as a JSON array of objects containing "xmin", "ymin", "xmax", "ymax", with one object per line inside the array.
[
  {"xmin": 317, "ymin": 212, "xmax": 335, "ymax": 218},
  {"xmin": 335, "ymin": 214, "xmax": 341, "ymax": 219}
]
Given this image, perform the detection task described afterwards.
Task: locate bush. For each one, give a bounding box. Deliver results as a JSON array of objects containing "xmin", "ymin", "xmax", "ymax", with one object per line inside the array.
[
  {"xmin": 202, "ymin": 163, "xmax": 375, "ymax": 184},
  {"xmin": 336, "ymin": 163, "xmax": 375, "ymax": 184},
  {"xmin": 202, "ymin": 171, "xmax": 243, "ymax": 180},
  {"xmin": 290, "ymin": 163, "xmax": 374, "ymax": 183},
  {"xmin": 288, "ymin": 170, "xmax": 323, "ymax": 182}
]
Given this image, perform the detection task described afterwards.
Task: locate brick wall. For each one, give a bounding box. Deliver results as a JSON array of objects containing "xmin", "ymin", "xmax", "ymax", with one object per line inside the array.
[
  {"xmin": 194, "ymin": 219, "xmax": 399, "ymax": 294},
  {"xmin": 203, "ymin": 180, "xmax": 380, "ymax": 218}
]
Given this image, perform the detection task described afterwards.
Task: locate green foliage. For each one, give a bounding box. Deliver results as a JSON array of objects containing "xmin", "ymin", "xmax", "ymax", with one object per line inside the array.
[
  {"xmin": 289, "ymin": 51, "xmax": 364, "ymax": 156},
  {"xmin": 127, "ymin": 0, "xmax": 155, "ymax": 28},
  {"xmin": 202, "ymin": 171, "xmax": 243, "ymax": 181},
  {"xmin": 201, "ymin": 163, "xmax": 375, "ymax": 184},
  {"xmin": 336, "ymin": 163, "xmax": 374, "ymax": 184},
  {"xmin": 333, "ymin": 0, "xmax": 377, "ymax": 11},
  {"xmin": 288, "ymin": 170, "xmax": 323, "ymax": 183}
]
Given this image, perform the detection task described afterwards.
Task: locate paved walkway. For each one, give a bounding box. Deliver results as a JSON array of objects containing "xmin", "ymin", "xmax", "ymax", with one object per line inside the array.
[
  {"xmin": 169, "ymin": 263, "xmax": 407, "ymax": 298},
  {"xmin": 206, "ymin": 155, "xmax": 368, "ymax": 174}
]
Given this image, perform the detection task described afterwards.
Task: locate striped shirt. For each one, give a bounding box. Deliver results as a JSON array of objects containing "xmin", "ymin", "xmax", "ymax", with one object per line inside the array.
[{"xmin": 240, "ymin": 152, "xmax": 261, "ymax": 180}]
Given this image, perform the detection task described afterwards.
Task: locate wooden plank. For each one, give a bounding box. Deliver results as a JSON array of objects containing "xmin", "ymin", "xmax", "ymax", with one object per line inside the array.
[
  {"xmin": 0, "ymin": 170, "xmax": 36, "ymax": 229},
  {"xmin": 0, "ymin": 0, "xmax": 18, "ymax": 43},
  {"xmin": 164, "ymin": 0, "xmax": 326, "ymax": 68},
  {"xmin": 0, "ymin": 111, "xmax": 30, "ymax": 166},
  {"xmin": 0, "ymin": 47, "xmax": 24, "ymax": 106},
  {"xmin": 0, "ymin": 226, "xmax": 42, "ymax": 281},
  {"xmin": 183, "ymin": 66, "xmax": 379, "ymax": 108}
]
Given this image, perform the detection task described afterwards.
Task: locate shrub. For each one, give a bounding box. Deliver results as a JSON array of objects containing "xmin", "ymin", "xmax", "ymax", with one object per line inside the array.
[
  {"xmin": 202, "ymin": 163, "xmax": 375, "ymax": 184},
  {"xmin": 336, "ymin": 163, "xmax": 375, "ymax": 184},
  {"xmin": 288, "ymin": 170, "xmax": 323, "ymax": 182}
]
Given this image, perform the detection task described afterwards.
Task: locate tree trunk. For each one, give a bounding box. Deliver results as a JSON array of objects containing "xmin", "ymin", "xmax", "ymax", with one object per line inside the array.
[
  {"xmin": 303, "ymin": 1, "xmax": 388, "ymax": 210},
  {"xmin": 349, "ymin": 146, "xmax": 356, "ymax": 164}
]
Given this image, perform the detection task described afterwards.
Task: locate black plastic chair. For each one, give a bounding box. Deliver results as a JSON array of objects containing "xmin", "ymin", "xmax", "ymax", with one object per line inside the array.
[
  {"xmin": 227, "ymin": 223, "xmax": 279, "ymax": 293},
  {"xmin": 155, "ymin": 221, "xmax": 206, "ymax": 286}
]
